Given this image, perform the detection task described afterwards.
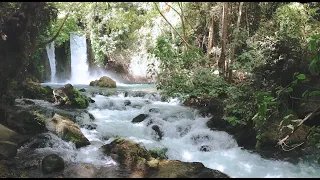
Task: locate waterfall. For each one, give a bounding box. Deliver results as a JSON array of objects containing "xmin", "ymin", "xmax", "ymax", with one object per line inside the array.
[
  {"xmin": 46, "ymin": 41, "xmax": 56, "ymax": 83},
  {"xmin": 69, "ymin": 33, "xmax": 90, "ymax": 84}
]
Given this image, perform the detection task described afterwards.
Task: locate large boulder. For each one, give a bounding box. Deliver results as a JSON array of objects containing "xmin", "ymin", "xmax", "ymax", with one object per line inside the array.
[
  {"xmin": 0, "ymin": 124, "xmax": 26, "ymax": 144},
  {"xmin": 49, "ymin": 113, "xmax": 90, "ymax": 148},
  {"xmin": 6, "ymin": 110, "xmax": 47, "ymax": 136},
  {"xmin": 63, "ymin": 163, "xmax": 98, "ymax": 178},
  {"xmin": 0, "ymin": 141, "xmax": 18, "ymax": 160},
  {"xmin": 53, "ymin": 84, "xmax": 90, "ymax": 109},
  {"xmin": 100, "ymin": 138, "xmax": 230, "ymax": 178},
  {"xmin": 89, "ymin": 76, "xmax": 116, "ymax": 88},
  {"xmin": 22, "ymin": 78, "xmax": 54, "ymax": 102},
  {"xmin": 41, "ymin": 154, "xmax": 64, "ymax": 174},
  {"xmin": 149, "ymin": 160, "xmax": 230, "ymax": 178}
]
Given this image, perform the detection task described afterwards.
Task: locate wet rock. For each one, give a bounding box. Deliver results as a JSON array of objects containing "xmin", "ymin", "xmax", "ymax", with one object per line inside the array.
[
  {"xmin": 0, "ymin": 141, "xmax": 18, "ymax": 160},
  {"xmin": 132, "ymin": 105, "xmax": 142, "ymax": 109},
  {"xmin": 132, "ymin": 114, "xmax": 149, "ymax": 123},
  {"xmin": 28, "ymin": 133, "xmax": 53, "ymax": 149},
  {"xmin": 148, "ymin": 160, "xmax": 230, "ymax": 178},
  {"xmin": 146, "ymin": 119, "xmax": 154, "ymax": 127},
  {"xmin": 100, "ymin": 138, "xmax": 151, "ymax": 177},
  {"xmin": 79, "ymin": 88, "xmax": 86, "ymax": 92},
  {"xmin": 6, "ymin": 110, "xmax": 47, "ymax": 136},
  {"xmin": 53, "ymin": 84, "xmax": 90, "ymax": 109},
  {"xmin": 22, "ymin": 99, "xmax": 35, "ymax": 105},
  {"xmin": 124, "ymin": 100, "xmax": 131, "ymax": 106},
  {"xmin": 41, "ymin": 154, "xmax": 64, "ymax": 174},
  {"xmin": 22, "ymin": 78, "xmax": 54, "ymax": 102},
  {"xmin": 83, "ymin": 123, "xmax": 97, "ymax": 130},
  {"xmin": 100, "ymin": 139, "xmax": 230, "ymax": 178},
  {"xmin": 149, "ymin": 108, "xmax": 160, "ymax": 113},
  {"xmin": 0, "ymin": 124, "xmax": 26, "ymax": 145},
  {"xmin": 124, "ymin": 92, "xmax": 129, "ymax": 97},
  {"xmin": 131, "ymin": 91, "xmax": 146, "ymax": 97},
  {"xmin": 148, "ymin": 148, "xmax": 168, "ymax": 160},
  {"xmin": 63, "ymin": 163, "xmax": 98, "ymax": 178},
  {"xmin": 199, "ymin": 145, "xmax": 211, "ymax": 152},
  {"xmin": 100, "ymin": 138, "xmax": 151, "ymax": 167},
  {"xmin": 89, "ymin": 76, "xmax": 116, "ymax": 88},
  {"xmin": 151, "ymin": 125, "xmax": 163, "ymax": 141},
  {"xmin": 50, "ymin": 113, "xmax": 90, "ymax": 148},
  {"xmin": 88, "ymin": 113, "xmax": 95, "ymax": 121},
  {"xmin": 89, "ymin": 97, "xmax": 95, "ymax": 103}
]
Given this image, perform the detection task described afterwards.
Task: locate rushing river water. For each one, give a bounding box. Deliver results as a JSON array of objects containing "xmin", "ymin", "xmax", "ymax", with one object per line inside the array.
[{"xmin": 15, "ymin": 83, "xmax": 320, "ymax": 178}]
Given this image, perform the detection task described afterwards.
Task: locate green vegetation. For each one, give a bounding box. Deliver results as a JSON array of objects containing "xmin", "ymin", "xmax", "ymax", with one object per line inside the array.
[
  {"xmin": 69, "ymin": 89, "xmax": 90, "ymax": 109},
  {"xmin": 148, "ymin": 148, "xmax": 168, "ymax": 160}
]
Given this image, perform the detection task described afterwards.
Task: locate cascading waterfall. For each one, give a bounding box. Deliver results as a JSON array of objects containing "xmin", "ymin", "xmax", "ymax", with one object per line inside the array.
[
  {"xmin": 70, "ymin": 33, "xmax": 90, "ymax": 84},
  {"xmin": 68, "ymin": 33, "xmax": 123, "ymax": 85},
  {"xmin": 46, "ymin": 41, "xmax": 56, "ymax": 83}
]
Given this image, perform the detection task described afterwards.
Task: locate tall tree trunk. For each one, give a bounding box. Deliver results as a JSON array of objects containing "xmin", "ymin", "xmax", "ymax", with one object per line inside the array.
[
  {"xmin": 228, "ymin": 2, "xmax": 244, "ymax": 82},
  {"xmin": 207, "ymin": 8, "xmax": 215, "ymax": 60},
  {"xmin": 218, "ymin": 2, "xmax": 229, "ymax": 77}
]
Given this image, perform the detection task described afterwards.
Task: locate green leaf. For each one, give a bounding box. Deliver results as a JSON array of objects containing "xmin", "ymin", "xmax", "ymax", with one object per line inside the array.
[
  {"xmin": 296, "ymin": 73, "xmax": 306, "ymax": 80},
  {"xmin": 286, "ymin": 87, "xmax": 293, "ymax": 93},
  {"xmin": 308, "ymin": 90, "xmax": 320, "ymax": 97}
]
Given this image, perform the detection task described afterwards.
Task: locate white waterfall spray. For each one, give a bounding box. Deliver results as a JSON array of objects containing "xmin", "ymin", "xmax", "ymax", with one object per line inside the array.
[
  {"xmin": 46, "ymin": 41, "xmax": 56, "ymax": 83},
  {"xmin": 70, "ymin": 33, "xmax": 90, "ymax": 84},
  {"xmin": 68, "ymin": 33, "xmax": 125, "ymax": 85}
]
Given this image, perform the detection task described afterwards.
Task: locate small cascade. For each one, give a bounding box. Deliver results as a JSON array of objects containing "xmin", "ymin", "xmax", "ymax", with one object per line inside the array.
[{"xmin": 46, "ymin": 41, "xmax": 56, "ymax": 83}]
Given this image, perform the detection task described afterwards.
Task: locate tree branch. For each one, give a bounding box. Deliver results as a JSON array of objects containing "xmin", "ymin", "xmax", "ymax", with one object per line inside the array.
[
  {"xmin": 37, "ymin": 11, "xmax": 70, "ymax": 48},
  {"xmin": 277, "ymin": 106, "xmax": 320, "ymax": 149},
  {"xmin": 154, "ymin": 2, "xmax": 190, "ymax": 48},
  {"xmin": 164, "ymin": 2, "xmax": 195, "ymax": 32},
  {"xmin": 289, "ymin": 95, "xmax": 320, "ymax": 103}
]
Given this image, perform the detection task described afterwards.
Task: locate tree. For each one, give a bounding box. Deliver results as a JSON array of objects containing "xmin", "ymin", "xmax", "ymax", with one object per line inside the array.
[
  {"xmin": 228, "ymin": 2, "xmax": 244, "ymax": 82},
  {"xmin": 207, "ymin": 2, "xmax": 216, "ymax": 60},
  {"xmin": 218, "ymin": 2, "xmax": 229, "ymax": 77}
]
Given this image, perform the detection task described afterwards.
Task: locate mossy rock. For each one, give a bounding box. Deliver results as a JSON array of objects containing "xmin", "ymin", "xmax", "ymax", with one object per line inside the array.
[
  {"xmin": 68, "ymin": 89, "xmax": 90, "ymax": 109},
  {"xmin": 41, "ymin": 154, "xmax": 64, "ymax": 174},
  {"xmin": 6, "ymin": 110, "xmax": 47, "ymax": 136},
  {"xmin": 148, "ymin": 148, "xmax": 168, "ymax": 160},
  {"xmin": 100, "ymin": 138, "xmax": 151, "ymax": 168},
  {"xmin": 52, "ymin": 114, "xmax": 90, "ymax": 148},
  {"xmin": 22, "ymin": 78, "xmax": 53, "ymax": 102},
  {"xmin": 89, "ymin": 76, "xmax": 116, "ymax": 88},
  {"xmin": 100, "ymin": 139, "xmax": 229, "ymax": 178},
  {"xmin": 148, "ymin": 160, "xmax": 230, "ymax": 178}
]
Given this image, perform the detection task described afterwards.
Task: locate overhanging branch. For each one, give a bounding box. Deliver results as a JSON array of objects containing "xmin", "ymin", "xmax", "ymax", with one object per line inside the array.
[
  {"xmin": 36, "ymin": 11, "xmax": 70, "ymax": 48},
  {"xmin": 154, "ymin": 2, "xmax": 190, "ymax": 49}
]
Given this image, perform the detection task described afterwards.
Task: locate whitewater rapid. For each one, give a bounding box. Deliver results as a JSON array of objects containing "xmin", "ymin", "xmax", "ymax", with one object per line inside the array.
[{"xmin": 16, "ymin": 85, "xmax": 320, "ymax": 178}]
